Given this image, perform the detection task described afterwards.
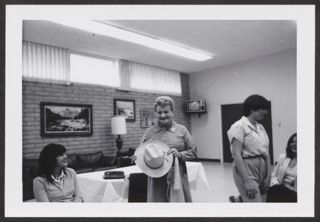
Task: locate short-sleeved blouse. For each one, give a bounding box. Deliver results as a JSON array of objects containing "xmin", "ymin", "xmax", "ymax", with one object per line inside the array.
[
  {"xmin": 141, "ymin": 121, "xmax": 196, "ymax": 160},
  {"xmin": 33, "ymin": 167, "xmax": 82, "ymax": 202},
  {"xmin": 227, "ymin": 116, "xmax": 269, "ymax": 157}
]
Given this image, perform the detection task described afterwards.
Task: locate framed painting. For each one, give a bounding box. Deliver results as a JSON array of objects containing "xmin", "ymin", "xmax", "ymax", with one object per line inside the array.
[
  {"xmin": 113, "ymin": 99, "xmax": 136, "ymax": 122},
  {"xmin": 40, "ymin": 102, "xmax": 93, "ymax": 137},
  {"xmin": 140, "ymin": 108, "xmax": 155, "ymax": 128}
]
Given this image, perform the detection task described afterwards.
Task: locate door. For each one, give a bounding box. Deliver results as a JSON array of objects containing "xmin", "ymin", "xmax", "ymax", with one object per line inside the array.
[{"xmin": 221, "ymin": 103, "xmax": 273, "ymax": 164}]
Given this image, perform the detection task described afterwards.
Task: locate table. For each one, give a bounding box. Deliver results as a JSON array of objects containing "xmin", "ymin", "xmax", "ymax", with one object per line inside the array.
[{"xmin": 77, "ymin": 161, "xmax": 212, "ymax": 202}]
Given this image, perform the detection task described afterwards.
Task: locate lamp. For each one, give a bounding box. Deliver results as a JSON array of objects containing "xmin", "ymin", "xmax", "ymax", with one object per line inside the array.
[{"xmin": 111, "ymin": 116, "xmax": 127, "ymax": 157}]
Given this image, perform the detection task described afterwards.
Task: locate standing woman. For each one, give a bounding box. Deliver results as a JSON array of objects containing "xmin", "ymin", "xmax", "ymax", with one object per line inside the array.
[
  {"xmin": 227, "ymin": 94, "xmax": 271, "ymax": 202},
  {"xmin": 139, "ymin": 96, "xmax": 197, "ymax": 202},
  {"xmin": 33, "ymin": 143, "xmax": 83, "ymax": 202},
  {"xmin": 267, "ymin": 133, "xmax": 297, "ymax": 202}
]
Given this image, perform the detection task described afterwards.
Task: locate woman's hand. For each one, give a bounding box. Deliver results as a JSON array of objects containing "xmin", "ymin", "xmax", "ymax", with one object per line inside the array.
[
  {"xmin": 167, "ymin": 148, "xmax": 182, "ymax": 158},
  {"xmin": 244, "ymin": 179, "xmax": 258, "ymax": 199},
  {"xmin": 261, "ymin": 177, "xmax": 271, "ymax": 194},
  {"xmin": 130, "ymin": 155, "xmax": 137, "ymax": 163}
]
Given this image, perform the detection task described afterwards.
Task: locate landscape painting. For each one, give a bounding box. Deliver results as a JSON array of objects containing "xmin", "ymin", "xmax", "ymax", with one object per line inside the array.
[{"xmin": 40, "ymin": 102, "xmax": 93, "ymax": 137}]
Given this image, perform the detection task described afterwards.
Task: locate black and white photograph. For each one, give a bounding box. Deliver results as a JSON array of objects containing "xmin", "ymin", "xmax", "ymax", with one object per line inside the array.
[
  {"xmin": 40, "ymin": 102, "xmax": 93, "ymax": 137},
  {"xmin": 3, "ymin": 3, "xmax": 316, "ymax": 219}
]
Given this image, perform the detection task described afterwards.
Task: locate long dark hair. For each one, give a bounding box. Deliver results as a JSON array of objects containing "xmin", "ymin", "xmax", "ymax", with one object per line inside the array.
[
  {"xmin": 38, "ymin": 143, "xmax": 66, "ymax": 183},
  {"xmin": 286, "ymin": 133, "xmax": 297, "ymax": 159},
  {"xmin": 242, "ymin": 94, "xmax": 270, "ymax": 117}
]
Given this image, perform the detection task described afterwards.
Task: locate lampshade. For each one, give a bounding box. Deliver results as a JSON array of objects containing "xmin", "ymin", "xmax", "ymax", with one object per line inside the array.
[{"xmin": 111, "ymin": 116, "xmax": 127, "ymax": 135}]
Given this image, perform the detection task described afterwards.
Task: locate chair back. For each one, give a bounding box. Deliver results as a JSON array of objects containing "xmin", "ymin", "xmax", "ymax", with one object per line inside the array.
[{"xmin": 128, "ymin": 173, "xmax": 148, "ymax": 202}]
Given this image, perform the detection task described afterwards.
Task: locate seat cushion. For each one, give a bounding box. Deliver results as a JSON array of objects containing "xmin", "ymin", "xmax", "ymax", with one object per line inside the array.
[
  {"xmin": 75, "ymin": 167, "xmax": 95, "ymax": 174},
  {"xmin": 98, "ymin": 155, "xmax": 117, "ymax": 167},
  {"xmin": 77, "ymin": 151, "xmax": 103, "ymax": 168},
  {"xmin": 67, "ymin": 154, "xmax": 78, "ymax": 168}
]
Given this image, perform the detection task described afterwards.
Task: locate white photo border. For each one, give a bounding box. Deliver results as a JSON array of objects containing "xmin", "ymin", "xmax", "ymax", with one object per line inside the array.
[{"xmin": 5, "ymin": 4, "xmax": 315, "ymax": 217}]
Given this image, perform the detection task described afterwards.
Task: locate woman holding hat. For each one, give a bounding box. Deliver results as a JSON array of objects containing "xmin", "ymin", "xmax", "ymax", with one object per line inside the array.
[
  {"xmin": 136, "ymin": 96, "xmax": 197, "ymax": 202},
  {"xmin": 227, "ymin": 94, "xmax": 271, "ymax": 202}
]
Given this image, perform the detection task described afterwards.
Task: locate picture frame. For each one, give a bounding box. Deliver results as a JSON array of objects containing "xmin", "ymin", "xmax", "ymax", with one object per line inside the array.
[
  {"xmin": 40, "ymin": 102, "xmax": 93, "ymax": 137},
  {"xmin": 140, "ymin": 108, "xmax": 155, "ymax": 128},
  {"xmin": 113, "ymin": 99, "xmax": 136, "ymax": 122}
]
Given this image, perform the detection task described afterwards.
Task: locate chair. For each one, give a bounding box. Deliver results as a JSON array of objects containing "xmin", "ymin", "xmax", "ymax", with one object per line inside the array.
[{"xmin": 128, "ymin": 173, "xmax": 148, "ymax": 202}]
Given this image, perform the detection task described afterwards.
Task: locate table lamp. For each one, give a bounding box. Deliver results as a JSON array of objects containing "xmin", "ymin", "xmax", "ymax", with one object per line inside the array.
[{"xmin": 111, "ymin": 116, "xmax": 127, "ymax": 156}]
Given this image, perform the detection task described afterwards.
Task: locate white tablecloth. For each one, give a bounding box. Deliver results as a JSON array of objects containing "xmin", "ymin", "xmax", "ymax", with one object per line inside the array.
[{"xmin": 77, "ymin": 161, "xmax": 212, "ymax": 202}]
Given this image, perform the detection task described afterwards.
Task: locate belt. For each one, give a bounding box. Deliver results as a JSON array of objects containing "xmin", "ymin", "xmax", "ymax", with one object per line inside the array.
[{"xmin": 242, "ymin": 154, "xmax": 264, "ymax": 159}]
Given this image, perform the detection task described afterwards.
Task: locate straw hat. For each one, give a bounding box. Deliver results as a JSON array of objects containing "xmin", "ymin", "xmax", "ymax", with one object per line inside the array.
[{"xmin": 134, "ymin": 140, "xmax": 173, "ymax": 178}]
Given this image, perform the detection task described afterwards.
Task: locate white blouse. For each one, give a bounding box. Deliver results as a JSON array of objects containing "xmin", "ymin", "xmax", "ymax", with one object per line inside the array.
[{"xmin": 227, "ymin": 116, "xmax": 269, "ymax": 157}]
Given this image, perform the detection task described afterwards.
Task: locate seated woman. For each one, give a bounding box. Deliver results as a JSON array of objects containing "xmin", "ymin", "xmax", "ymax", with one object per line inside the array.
[
  {"xmin": 33, "ymin": 143, "xmax": 83, "ymax": 202},
  {"xmin": 267, "ymin": 133, "xmax": 297, "ymax": 202}
]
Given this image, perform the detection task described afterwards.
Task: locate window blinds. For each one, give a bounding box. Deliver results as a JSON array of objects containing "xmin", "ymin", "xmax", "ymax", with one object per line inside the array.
[
  {"xmin": 22, "ymin": 41, "xmax": 70, "ymax": 84},
  {"xmin": 128, "ymin": 61, "xmax": 181, "ymax": 95}
]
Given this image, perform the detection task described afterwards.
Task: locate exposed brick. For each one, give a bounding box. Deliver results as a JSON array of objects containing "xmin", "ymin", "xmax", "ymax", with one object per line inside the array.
[{"xmin": 22, "ymin": 73, "xmax": 191, "ymax": 157}]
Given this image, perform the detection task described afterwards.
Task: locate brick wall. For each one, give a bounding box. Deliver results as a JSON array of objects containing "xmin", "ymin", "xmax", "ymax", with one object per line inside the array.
[{"xmin": 23, "ymin": 74, "xmax": 191, "ymax": 159}]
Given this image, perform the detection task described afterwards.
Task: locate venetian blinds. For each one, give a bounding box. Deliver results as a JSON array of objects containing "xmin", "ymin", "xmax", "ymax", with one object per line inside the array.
[
  {"xmin": 22, "ymin": 41, "xmax": 70, "ymax": 84},
  {"xmin": 129, "ymin": 61, "xmax": 181, "ymax": 95}
]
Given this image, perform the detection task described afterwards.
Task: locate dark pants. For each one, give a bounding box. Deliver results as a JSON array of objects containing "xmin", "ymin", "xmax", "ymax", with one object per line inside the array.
[{"xmin": 266, "ymin": 184, "xmax": 297, "ymax": 202}]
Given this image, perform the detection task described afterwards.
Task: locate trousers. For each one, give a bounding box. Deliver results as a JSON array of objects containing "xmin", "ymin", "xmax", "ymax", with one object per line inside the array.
[{"xmin": 233, "ymin": 156, "xmax": 268, "ymax": 202}]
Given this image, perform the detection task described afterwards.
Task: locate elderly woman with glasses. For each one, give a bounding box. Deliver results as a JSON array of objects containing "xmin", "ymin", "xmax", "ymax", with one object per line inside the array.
[
  {"xmin": 139, "ymin": 96, "xmax": 197, "ymax": 202},
  {"xmin": 267, "ymin": 133, "xmax": 297, "ymax": 202}
]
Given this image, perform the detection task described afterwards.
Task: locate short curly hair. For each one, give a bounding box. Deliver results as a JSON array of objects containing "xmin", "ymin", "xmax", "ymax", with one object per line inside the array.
[
  {"xmin": 154, "ymin": 96, "xmax": 175, "ymax": 112},
  {"xmin": 242, "ymin": 94, "xmax": 270, "ymax": 116}
]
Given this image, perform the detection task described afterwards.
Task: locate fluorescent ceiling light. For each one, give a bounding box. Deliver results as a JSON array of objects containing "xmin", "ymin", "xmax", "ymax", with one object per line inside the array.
[{"xmin": 50, "ymin": 20, "xmax": 213, "ymax": 61}]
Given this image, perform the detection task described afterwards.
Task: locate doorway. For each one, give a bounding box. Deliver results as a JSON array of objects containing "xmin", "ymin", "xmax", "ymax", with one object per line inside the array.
[{"xmin": 221, "ymin": 103, "xmax": 274, "ymax": 164}]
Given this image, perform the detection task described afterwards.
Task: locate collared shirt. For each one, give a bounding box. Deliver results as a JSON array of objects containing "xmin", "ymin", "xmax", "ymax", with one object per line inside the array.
[
  {"xmin": 51, "ymin": 169, "xmax": 65, "ymax": 183},
  {"xmin": 141, "ymin": 121, "xmax": 197, "ymax": 160},
  {"xmin": 227, "ymin": 116, "xmax": 269, "ymax": 157},
  {"xmin": 33, "ymin": 167, "xmax": 83, "ymax": 202},
  {"xmin": 141, "ymin": 121, "xmax": 196, "ymax": 202}
]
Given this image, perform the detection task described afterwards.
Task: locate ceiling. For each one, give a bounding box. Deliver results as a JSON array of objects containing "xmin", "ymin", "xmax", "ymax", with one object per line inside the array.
[{"xmin": 23, "ymin": 20, "xmax": 296, "ymax": 74}]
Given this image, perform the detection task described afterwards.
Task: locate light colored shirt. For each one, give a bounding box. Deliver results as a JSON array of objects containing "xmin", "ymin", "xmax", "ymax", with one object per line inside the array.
[
  {"xmin": 141, "ymin": 121, "xmax": 197, "ymax": 160},
  {"xmin": 271, "ymin": 154, "xmax": 297, "ymax": 192},
  {"xmin": 227, "ymin": 116, "xmax": 269, "ymax": 157},
  {"xmin": 33, "ymin": 167, "xmax": 83, "ymax": 202},
  {"xmin": 141, "ymin": 121, "xmax": 196, "ymax": 202},
  {"xmin": 283, "ymin": 165, "xmax": 297, "ymax": 191}
]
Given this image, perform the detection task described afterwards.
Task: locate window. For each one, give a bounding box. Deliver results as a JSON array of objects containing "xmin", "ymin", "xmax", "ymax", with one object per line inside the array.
[
  {"xmin": 22, "ymin": 41, "xmax": 70, "ymax": 84},
  {"xmin": 129, "ymin": 62, "xmax": 181, "ymax": 95},
  {"xmin": 70, "ymin": 53, "xmax": 120, "ymax": 87}
]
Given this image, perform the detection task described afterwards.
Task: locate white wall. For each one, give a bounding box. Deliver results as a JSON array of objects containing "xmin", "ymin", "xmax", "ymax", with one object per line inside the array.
[{"xmin": 189, "ymin": 49, "xmax": 296, "ymax": 161}]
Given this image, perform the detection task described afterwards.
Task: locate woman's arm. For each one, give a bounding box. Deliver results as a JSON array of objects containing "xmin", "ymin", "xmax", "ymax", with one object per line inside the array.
[
  {"xmin": 270, "ymin": 155, "xmax": 285, "ymax": 186},
  {"xmin": 33, "ymin": 177, "xmax": 50, "ymax": 202},
  {"xmin": 178, "ymin": 127, "xmax": 197, "ymax": 161},
  {"xmin": 71, "ymin": 170, "xmax": 83, "ymax": 202},
  {"xmin": 231, "ymin": 139, "xmax": 258, "ymax": 199},
  {"xmin": 261, "ymin": 153, "xmax": 272, "ymax": 193}
]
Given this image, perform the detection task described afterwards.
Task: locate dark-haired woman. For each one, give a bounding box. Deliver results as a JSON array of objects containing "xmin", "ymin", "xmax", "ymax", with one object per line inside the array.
[
  {"xmin": 227, "ymin": 94, "xmax": 271, "ymax": 202},
  {"xmin": 267, "ymin": 133, "xmax": 297, "ymax": 202},
  {"xmin": 33, "ymin": 143, "xmax": 83, "ymax": 202}
]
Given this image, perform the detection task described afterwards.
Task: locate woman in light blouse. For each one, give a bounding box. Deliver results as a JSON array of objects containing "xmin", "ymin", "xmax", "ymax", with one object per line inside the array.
[
  {"xmin": 33, "ymin": 143, "xmax": 83, "ymax": 202},
  {"xmin": 227, "ymin": 94, "xmax": 271, "ymax": 202},
  {"xmin": 140, "ymin": 96, "xmax": 197, "ymax": 202},
  {"xmin": 267, "ymin": 133, "xmax": 297, "ymax": 202}
]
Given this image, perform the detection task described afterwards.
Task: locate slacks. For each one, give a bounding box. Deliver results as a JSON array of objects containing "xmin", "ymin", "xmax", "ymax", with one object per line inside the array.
[{"xmin": 233, "ymin": 156, "xmax": 268, "ymax": 202}]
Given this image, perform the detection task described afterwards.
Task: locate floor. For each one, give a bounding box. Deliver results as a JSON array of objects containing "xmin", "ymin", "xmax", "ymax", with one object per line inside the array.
[{"xmin": 200, "ymin": 161, "xmax": 239, "ymax": 202}]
